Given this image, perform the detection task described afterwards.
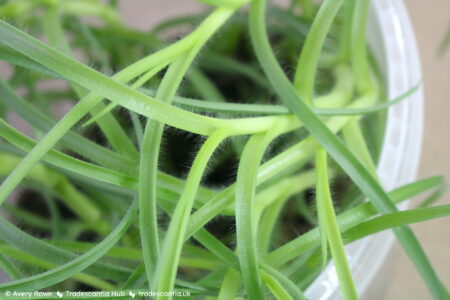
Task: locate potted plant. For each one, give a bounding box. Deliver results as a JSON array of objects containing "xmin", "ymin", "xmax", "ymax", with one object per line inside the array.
[{"xmin": 0, "ymin": 0, "xmax": 448, "ymax": 299}]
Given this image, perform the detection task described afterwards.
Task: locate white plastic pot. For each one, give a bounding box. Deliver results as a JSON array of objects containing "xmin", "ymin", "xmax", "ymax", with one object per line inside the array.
[{"xmin": 305, "ymin": 0, "xmax": 423, "ymax": 298}]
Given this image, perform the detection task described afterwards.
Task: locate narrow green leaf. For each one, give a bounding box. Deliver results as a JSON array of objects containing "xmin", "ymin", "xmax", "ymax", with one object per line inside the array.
[
  {"xmin": 260, "ymin": 262, "xmax": 307, "ymax": 300},
  {"xmin": 293, "ymin": 0, "xmax": 344, "ymax": 104},
  {"xmin": 235, "ymin": 127, "xmax": 285, "ymax": 299},
  {"xmin": 42, "ymin": 7, "xmax": 139, "ymax": 159},
  {"xmin": 344, "ymin": 204, "xmax": 450, "ymax": 242},
  {"xmin": 198, "ymin": 0, "xmax": 248, "ymax": 9},
  {"xmin": 0, "ymin": 117, "xmax": 217, "ymax": 207},
  {"xmin": 0, "ymin": 253, "xmax": 21, "ymax": 280},
  {"xmin": 248, "ymin": 1, "xmax": 448, "ymax": 298},
  {"xmin": 0, "ymin": 19, "xmax": 297, "ymax": 137},
  {"xmin": 218, "ymin": 268, "xmax": 241, "ymax": 300},
  {"xmin": 316, "ymin": 148, "xmax": 357, "ymax": 299},
  {"xmin": 265, "ymin": 176, "xmax": 446, "ymax": 266},
  {"xmin": 0, "ymin": 245, "xmax": 114, "ymax": 290},
  {"xmin": 153, "ymin": 130, "xmax": 228, "ymax": 297},
  {"xmin": 0, "ymin": 201, "xmax": 137, "ymax": 291},
  {"xmin": 83, "ymin": 59, "xmax": 171, "ymax": 127},
  {"xmin": 139, "ymin": 56, "xmax": 188, "ymax": 284},
  {"xmin": 141, "ymin": 8, "xmax": 236, "ymax": 285},
  {"xmin": 187, "ymin": 95, "xmax": 372, "ymax": 239},
  {"xmin": 0, "ymin": 79, "xmax": 136, "ymax": 172},
  {"xmin": 0, "ymin": 217, "xmax": 131, "ymax": 282},
  {"xmin": 261, "ymin": 270, "xmax": 294, "ymax": 300}
]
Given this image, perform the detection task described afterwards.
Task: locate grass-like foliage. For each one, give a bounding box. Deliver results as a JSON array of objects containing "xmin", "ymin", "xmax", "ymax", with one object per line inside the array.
[{"xmin": 0, "ymin": 0, "xmax": 448, "ymax": 299}]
